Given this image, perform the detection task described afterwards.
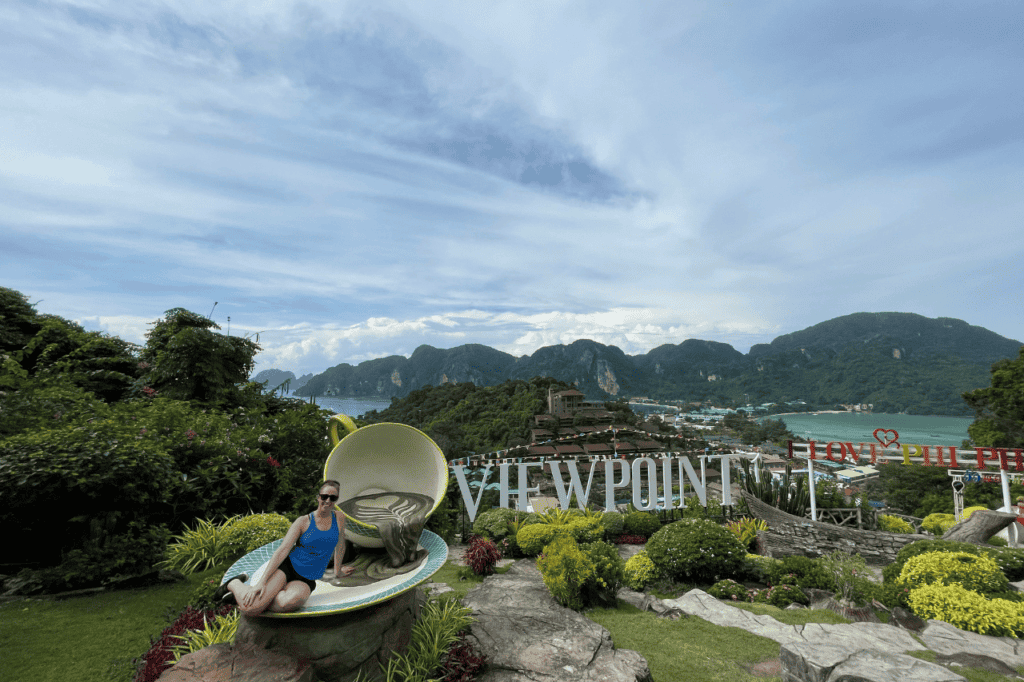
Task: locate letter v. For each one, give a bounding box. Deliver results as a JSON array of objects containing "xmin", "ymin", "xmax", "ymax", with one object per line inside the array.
[{"xmin": 452, "ymin": 464, "xmax": 492, "ymax": 522}]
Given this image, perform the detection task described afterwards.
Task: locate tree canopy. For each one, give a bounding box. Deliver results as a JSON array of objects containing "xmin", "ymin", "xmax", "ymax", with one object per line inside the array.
[{"xmin": 963, "ymin": 346, "xmax": 1024, "ymax": 448}]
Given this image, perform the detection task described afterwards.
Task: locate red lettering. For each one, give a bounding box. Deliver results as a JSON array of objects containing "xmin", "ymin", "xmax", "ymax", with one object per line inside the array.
[
  {"xmin": 787, "ymin": 441, "xmax": 794, "ymax": 459},
  {"xmin": 1015, "ymin": 450, "xmax": 1024, "ymax": 472},
  {"xmin": 998, "ymin": 449, "xmax": 1010, "ymax": 471},
  {"xmin": 808, "ymin": 440, "xmax": 817, "ymax": 460},
  {"xmin": 843, "ymin": 442, "xmax": 879, "ymax": 466},
  {"xmin": 949, "ymin": 446, "xmax": 959, "ymax": 468},
  {"xmin": 977, "ymin": 447, "xmax": 1000, "ymax": 471},
  {"xmin": 826, "ymin": 442, "xmax": 847, "ymax": 464},
  {"xmin": 921, "ymin": 445, "xmax": 932, "ymax": 466}
]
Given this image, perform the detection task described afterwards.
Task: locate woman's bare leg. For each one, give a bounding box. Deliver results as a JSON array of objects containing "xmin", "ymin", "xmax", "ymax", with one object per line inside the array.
[
  {"xmin": 228, "ymin": 569, "xmax": 287, "ymax": 616},
  {"xmin": 268, "ymin": 580, "xmax": 313, "ymax": 613}
]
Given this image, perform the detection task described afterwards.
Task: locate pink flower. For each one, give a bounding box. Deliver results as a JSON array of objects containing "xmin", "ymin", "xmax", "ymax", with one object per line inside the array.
[{"xmin": 266, "ymin": 456, "xmax": 281, "ymax": 468}]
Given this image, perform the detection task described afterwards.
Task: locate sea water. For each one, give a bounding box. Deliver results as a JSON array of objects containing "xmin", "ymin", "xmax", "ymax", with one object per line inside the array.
[
  {"xmin": 285, "ymin": 394, "xmax": 394, "ymax": 419},
  {"xmin": 766, "ymin": 412, "xmax": 974, "ymax": 446}
]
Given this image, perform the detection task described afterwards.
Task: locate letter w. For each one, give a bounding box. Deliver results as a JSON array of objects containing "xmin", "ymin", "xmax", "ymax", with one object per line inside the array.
[{"xmin": 549, "ymin": 461, "xmax": 596, "ymax": 510}]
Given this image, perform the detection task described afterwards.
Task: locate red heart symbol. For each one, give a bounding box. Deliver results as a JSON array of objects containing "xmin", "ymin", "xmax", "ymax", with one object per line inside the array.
[{"xmin": 873, "ymin": 429, "xmax": 899, "ymax": 447}]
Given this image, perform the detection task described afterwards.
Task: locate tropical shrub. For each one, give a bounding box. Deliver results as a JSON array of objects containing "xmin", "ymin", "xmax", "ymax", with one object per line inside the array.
[
  {"xmin": 881, "ymin": 539, "xmax": 1017, "ymax": 584},
  {"xmin": 623, "ymin": 551, "xmax": 659, "ymax": 591},
  {"xmin": 878, "ymin": 515, "xmax": 914, "ymax": 534},
  {"xmin": 645, "ymin": 518, "xmax": 747, "ymax": 584},
  {"xmin": 188, "ymin": 577, "xmax": 225, "ymax": 612},
  {"xmin": 764, "ymin": 555, "xmax": 836, "ymax": 592},
  {"xmin": 921, "ymin": 513, "xmax": 957, "ymax": 536},
  {"xmin": 897, "ymin": 551, "xmax": 1010, "ymax": 598},
  {"xmin": 471, "ymin": 507, "xmax": 518, "ymax": 541},
  {"xmin": 537, "ymin": 535, "xmax": 596, "ymax": 611},
  {"xmin": 134, "ymin": 605, "xmax": 235, "ymax": 682},
  {"xmin": 989, "ymin": 536, "xmax": 1009, "ymax": 547},
  {"xmin": 708, "ymin": 578, "xmax": 749, "ymax": 601},
  {"xmin": 438, "ymin": 632, "xmax": 487, "ymax": 682},
  {"xmin": 464, "ymin": 536, "xmax": 502, "ymax": 576},
  {"xmin": 992, "ymin": 547, "xmax": 1024, "ymax": 581},
  {"xmin": 908, "ymin": 583, "xmax": 1024, "ymax": 637},
  {"xmin": 220, "ymin": 513, "xmax": 292, "ymax": 558},
  {"xmin": 725, "ymin": 517, "xmax": 768, "ymax": 551},
  {"xmin": 580, "ymin": 540, "xmax": 625, "ymax": 606},
  {"xmin": 159, "ymin": 517, "xmax": 241, "ymax": 575},
  {"xmin": 168, "ymin": 609, "xmax": 240, "ymax": 665},
  {"xmin": 742, "ymin": 554, "xmax": 781, "ymax": 585},
  {"xmin": 623, "ymin": 511, "xmax": 662, "ymax": 538},
  {"xmin": 600, "ymin": 511, "xmax": 624, "ymax": 537}
]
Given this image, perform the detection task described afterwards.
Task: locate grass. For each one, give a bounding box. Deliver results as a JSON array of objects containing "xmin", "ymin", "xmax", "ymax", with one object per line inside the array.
[
  {"xmin": 3, "ymin": 556, "xmax": 1020, "ymax": 682},
  {"xmin": 907, "ymin": 650, "xmax": 1024, "ymax": 682},
  {"xmin": 0, "ymin": 565, "xmax": 223, "ymax": 682}
]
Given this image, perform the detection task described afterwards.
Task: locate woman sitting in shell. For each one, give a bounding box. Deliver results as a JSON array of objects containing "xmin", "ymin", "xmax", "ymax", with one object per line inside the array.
[{"xmin": 215, "ymin": 480, "xmax": 354, "ymax": 614}]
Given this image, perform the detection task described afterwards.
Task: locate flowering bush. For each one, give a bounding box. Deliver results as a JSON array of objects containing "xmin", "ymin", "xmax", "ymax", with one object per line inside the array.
[
  {"xmin": 750, "ymin": 584, "xmax": 809, "ymax": 608},
  {"xmin": 645, "ymin": 518, "xmax": 747, "ymax": 584},
  {"xmin": 897, "ymin": 551, "xmax": 1009, "ymax": 598},
  {"xmin": 464, "ymin": 535, "xmax": 502, "ymax": 576},
  {"xmin": 820, "ymin": 550, "xmax": 867, "ymax": 603},
  {"xmin": 623, "ymin": 551, "xmax": 659, "ymax": 591},
  {"xmin": 708, "ymin": 578, "xmax": 749, "ymax": 601},
  {"xmin": 908, "ymin": 583, "xmax": 1024, "ymax": 637}
]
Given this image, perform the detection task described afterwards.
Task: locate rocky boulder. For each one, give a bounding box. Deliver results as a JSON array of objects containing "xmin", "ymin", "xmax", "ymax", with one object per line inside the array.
[
  {"xmin": 157, "ymin": 643, "xmax": 317, "ymax": 682},
  {"xmin": 462, "ymin": 560, "xmax": 653, "ymax": 682}
]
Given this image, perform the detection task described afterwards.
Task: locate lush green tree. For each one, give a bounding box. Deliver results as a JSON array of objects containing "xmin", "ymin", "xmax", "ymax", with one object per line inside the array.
[
  {"xmin": 0, "ymin": 286, "xmax": 42, "ymax": 354},
  {"xmin": 137, "ymin": 308, "xmax": 260, "ymax": 406},
  {"xmin": 875, "ymin": 464, "xmax": 955, "ymax": 516},
  {"xmin": 963, "ymin": 346, "xmax": 1024, "ymax": 448}
]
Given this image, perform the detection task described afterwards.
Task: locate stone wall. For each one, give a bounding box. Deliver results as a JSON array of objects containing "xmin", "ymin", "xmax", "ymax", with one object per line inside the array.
[{"xmin": 757, "ymin": 523, "xmax": 924, "ymax": 565}]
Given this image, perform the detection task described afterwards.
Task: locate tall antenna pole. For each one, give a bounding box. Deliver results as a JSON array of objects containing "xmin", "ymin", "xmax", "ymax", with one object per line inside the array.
[
  {"xmin": 227, "ymin": 316, "xmax": 231, "ymax": 335},
  {"xmin": 208, "ymin": 302, "xmax": 218, "ymax": 319}
]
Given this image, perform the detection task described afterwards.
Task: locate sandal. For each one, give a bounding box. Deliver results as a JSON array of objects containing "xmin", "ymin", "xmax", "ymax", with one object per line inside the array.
[{"xmin": 213, "ymin": 573, "xmax": 248, "ymax": 604}]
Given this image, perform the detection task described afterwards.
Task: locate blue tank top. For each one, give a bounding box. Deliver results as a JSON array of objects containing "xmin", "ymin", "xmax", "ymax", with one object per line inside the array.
[{"xmin": 289, "ymin": 512, "xmax": 339, "ymax": 580}]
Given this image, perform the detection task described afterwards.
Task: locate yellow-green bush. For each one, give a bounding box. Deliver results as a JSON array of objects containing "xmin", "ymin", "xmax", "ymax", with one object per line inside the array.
[
  {"xmin": 908, "ymin": 583, "xmax": 1024, "ymax": 637},
  {"xmin": 898, "ymin": 551, "xmax": 1010, "ymax": 597},
  {"xmin": 517, "ymin": 523, "xmax": 570, "ymax": 556},
  {"xmin": 568, "ymin": 516, "xmax": 605, "ymax": 543},
  {"xmin": 921, "ymin": 513, "xmax": 957, "ymax": 536},
  {"xmin": 623, "ymin": 551, "xmax": 659, "ymax": 591},
  {"xmin": 878, "ymin": 515, "xmax": 914, "ymax": 534},
  {"xmin": 221, "ymin": 513, "xmax": 292, "ymax": 557},
  {"xmin": 963, "ymin": 506, "xmax": 989, "ymax": 520},
  {"xmin": 537, "ymin": 535, "xmax": 595, "ymax": 610}
]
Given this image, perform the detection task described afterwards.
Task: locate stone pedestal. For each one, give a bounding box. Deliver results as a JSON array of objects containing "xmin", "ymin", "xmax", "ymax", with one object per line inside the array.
[
  {"xmin": 234, "ymin": 588, "xmax": 426, "ymax": 682},
  {"xmin": 160, "ymin": 588, "xmax": 425, "ymax": 682}
]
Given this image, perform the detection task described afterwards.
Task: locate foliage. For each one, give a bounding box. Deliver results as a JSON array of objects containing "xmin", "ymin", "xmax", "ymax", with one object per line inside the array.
[
  {"xmin": 921, "ymin": 513, "xmax": 957, "ymax": 536},
  {"xmin": 741, "ymin": 554, "xmax": 781, "ymax": 585},
  {"xmin": 708, "ymin": 578, "xmax": 749, "ymax": 601},
  {"xmin": 463, "ymin": 535, "xmax": 502, "ymax": 576},
  {"xmin": 188, "ymin": 577, "xmax": 226, "ymax": 612},
  {"xmin": 725, "ymin": 517, "xmax": 768, "ymax": 551},
  {"xmin": 158, "ymin": 517, "xmax": 241, "ymax": 575},
  {"xmin": 962, "ymin": 505, "xmax": 989, "ymax": 520},
  {"xmin": 471, "ymin": 507, "xmax": 518, "ymax": 541},
  {"xmin": 537, "ymin": 535, "xmax": 596, "ymax": 611},
  {"xmin": 426, "ymin": 492, "xmax": 458, "ymax": 544},
  {"xmin": 220, "ymin": 513, "xmax": 292, "ymax": 557},
  {"xmin": 612, "ymin": 534, "xmax": 648, "ymax": 545},
  {"xmin": 645, "ymin": 518, "xmax": 747, "ymax": 584},
  {"xmin": 878, "ymin": 514, "xmax": 914, "ymax": 533},
  {"xmin": 881, "ymin": 539, "xmax": 1024, "ymax": 584},
  {"xmin": 136, "ymin": 308, "xmax": 260, "ymax": 408},
  {"xmin": 579, "ymin": 540, "xmax": 626, "ymax": 607},
  {"xmin": 600, "ymin": 511, "xmax": 624, "ymax": 537},
  {"xmin": 750, "ymin": 584, "xmax": 809, "ymax": 608},
  {"xmin": 361, "ymin": 597, "xmax": 476, "ymax": 682},
  {"xmin": 168, "ymin": 609, "xmax": 240, "ymax": 665},
  {"xmin": 820, "ymin": 550, "xmax": 867, "ymax": 603},
  {"xmin": 768, "ymin": 555, "xmax": 837, "ymax": 592},
  {"xmin": 568, "ymin": 516, "xmax": 606, "ymax": 543},
  {"xmin": 134, "ymin": 604, "xmax": 236, "ymax": 682},
  {"xmin": 623, "ymin": 511, "xmax": 662, "ymax": 538},
  {"xmin": 437, "ymin": 632, "xmax": 487, "ymax": 682},
  {"xmin": 963, "ymin": 345, "xmax": 1024, "ymax": 448},
  {"xmin": 897, "ymin": 551, "xmax": 1010, "ymax": 598},
  {"xmin": 739, "ymin": 457, "xmax": 809, "ymax": 516},
  {"xmin": 908, "ymin": 582, "xmax": 1024, "ymax": 638},
  {"xmin": 623, "ymin": 551, "xmax": 659, "ymax": 591},
  {"xmin": 516, "ymin": 523, "xmax": 570, "ymax": 556},
  {"xmin": 874, "ymin": 465, "xmax": 953, "ymax": 516}
]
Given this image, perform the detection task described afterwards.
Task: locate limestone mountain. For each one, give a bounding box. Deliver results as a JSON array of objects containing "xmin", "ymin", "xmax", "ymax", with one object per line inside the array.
[{"xmin": 294, "ymin": 312, "xmax": 1023, "ymax": 416}]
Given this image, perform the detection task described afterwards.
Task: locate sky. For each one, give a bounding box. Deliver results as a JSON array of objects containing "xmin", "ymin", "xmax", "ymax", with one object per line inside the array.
[{"xmin": 3, "ymin": 1, "xmax": 1023, "ymax": 378}]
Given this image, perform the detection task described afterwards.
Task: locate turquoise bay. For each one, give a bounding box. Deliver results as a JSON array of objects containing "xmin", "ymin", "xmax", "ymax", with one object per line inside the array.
[{"xmin": 768, "ymin": 412, "xmax": 974, "ymax": 447}]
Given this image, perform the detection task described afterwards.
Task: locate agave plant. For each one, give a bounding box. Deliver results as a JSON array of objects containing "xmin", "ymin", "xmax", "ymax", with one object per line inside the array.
[
  {"xmin": 739, "ymin": 458, "xmax": 810, "ymax": 517},
  {"xmin": 537, "ymin": 507, "xmax": 573, "ymax": 525}
]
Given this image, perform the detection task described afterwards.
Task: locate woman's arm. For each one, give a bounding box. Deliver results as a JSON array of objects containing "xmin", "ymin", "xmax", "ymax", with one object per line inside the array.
[
  {"xmin": 332, "ymin": 511, "xmax": 353, "ymax": 577},
  {"xmin": 251, "ymin": 515, "xmax": 306, "ymax": 588}
]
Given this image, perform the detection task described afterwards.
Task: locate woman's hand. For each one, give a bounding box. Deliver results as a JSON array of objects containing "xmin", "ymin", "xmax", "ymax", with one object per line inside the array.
[
  {"xmin": 243, "ymin": 585, "xmax": 265, "ymax": 609},
  {"xmin": 340, "ymin": 565, "xmax": 355, "ymax": 576}
]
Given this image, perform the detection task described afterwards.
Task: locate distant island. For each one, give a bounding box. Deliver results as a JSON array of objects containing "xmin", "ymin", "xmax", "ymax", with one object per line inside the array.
[{"xmin": 260, "ymin": 312, "xmax": 1021, "ymax": 417}]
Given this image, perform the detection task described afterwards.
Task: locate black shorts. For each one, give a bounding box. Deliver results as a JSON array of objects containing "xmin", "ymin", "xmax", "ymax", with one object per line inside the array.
[{"xmin": 278, "ymin": 555, "xmax": 317, "ymax": 593}]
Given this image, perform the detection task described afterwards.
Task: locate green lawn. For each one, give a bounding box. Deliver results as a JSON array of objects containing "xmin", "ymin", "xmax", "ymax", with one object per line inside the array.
[{"xmin": 2, "ymin": 560, "xmax": 1015, "ymax": 682}]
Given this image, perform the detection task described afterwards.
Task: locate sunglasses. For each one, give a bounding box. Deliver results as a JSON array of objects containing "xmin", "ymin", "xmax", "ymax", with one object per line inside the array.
[{"xmin": 319, "ymin": 494, "xmax": 339, "ymax": 502}]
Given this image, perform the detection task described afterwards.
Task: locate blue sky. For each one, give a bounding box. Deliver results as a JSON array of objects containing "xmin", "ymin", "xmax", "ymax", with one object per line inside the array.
[{"xmin": 3, "ymin": 1, "xmax": 1023, "ymax": 377}]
